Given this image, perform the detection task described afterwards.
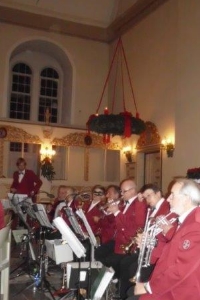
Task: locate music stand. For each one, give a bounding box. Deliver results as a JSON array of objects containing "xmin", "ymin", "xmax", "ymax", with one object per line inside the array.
[
  {"xmin": 9, "ymin": 194, "xmax": 37, "ymax": 279},
  {"xmin": 53, "ymin": 217, "xmax": 86, "ymax": 300},
  {"xmin": 75, "ymin": 208, "xmax": 99, "ymax": 299},
  {"xmin": 90, "ymin": 266, "xmax": 115, "ymax": 300},
  {"xmin": 63, "ymin": 206, "xmax": 87, "ymax": 240},
  {"xmin": 32, "ymin": 203, "xmax": 56, "ymax": 299}
]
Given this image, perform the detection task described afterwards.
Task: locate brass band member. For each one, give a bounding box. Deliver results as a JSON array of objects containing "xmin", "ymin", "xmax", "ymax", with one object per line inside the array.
[
  {"xmin": 94, "ymin": 178, "xmax": 147, "ymax": 285},
  {"xmin": 129, "ymin": 179, "xmax": 200, "ymax": 300},
  {"xmin": 119, "ymin": 183, "xmax": 174, "ymax": 300},
  {"xmin": 81, "ymin": 185, "xmax": 105, "ymax": 236},
  {"xmin": 97, "ymin": 184, "xmax": 121, "ymax": 245}
]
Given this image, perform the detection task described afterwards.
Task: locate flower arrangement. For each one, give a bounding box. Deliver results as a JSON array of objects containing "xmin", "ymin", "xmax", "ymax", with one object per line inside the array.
[
  {"xmin": 86, "ymin": 112, "xmax": 146, "ymax": 137},
  {"xmin": 41, "ymin": 157, "xmax": 56, "ymax": 181},
  {"xmin": 186, "ymin": 167, "xmax": 200, "ymax": 179}
]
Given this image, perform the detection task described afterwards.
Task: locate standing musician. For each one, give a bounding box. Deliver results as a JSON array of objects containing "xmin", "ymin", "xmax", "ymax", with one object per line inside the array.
[
  {"xmin": 95, "ymin": 178, "xmax": 147, "ymax": 281},
  {"xmin": 130, "ymin": 179, "xmax": 200, "ymax": 300},
  {"xmin": 120, "ymin": 184, "xmax": 176, "ymax": 300}
]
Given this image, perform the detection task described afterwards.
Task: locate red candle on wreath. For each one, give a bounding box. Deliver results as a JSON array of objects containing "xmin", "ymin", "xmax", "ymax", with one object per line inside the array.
[{"xmin": 104, "ymin": 107, "xmax": 109, "ymax": 115}]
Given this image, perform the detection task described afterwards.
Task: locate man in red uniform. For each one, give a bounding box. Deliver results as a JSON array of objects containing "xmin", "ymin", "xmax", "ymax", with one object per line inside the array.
[
  {"xmin": 10, "ymin": 157, "xmax": 42, "ymax": 202},
  {"xmin": 132, "ymin": 179, "xmax": 200, "ymax": 300},
  {"xmin": 120, "ymin": 183, "xmax": 174, "ymax": 299},
  {"xmin": 95, "ymin": 178, "xmax": 147, "ymax": 282}
]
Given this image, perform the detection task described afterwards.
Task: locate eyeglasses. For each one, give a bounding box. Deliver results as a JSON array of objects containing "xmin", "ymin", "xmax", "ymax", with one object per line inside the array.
[
  {"xmin": 120, "ymin": 187, "xmax": 135, "ymax": 195},
  {"xmin": 93, "ymin": 191, "xmax": 104, "ymax": 196}
]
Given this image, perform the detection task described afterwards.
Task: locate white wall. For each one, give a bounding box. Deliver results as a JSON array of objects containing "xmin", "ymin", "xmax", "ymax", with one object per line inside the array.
[
  {"xmin": 0, "ymin": 22, "xmax": 109, "ymax": 127},
  {"xmin": 116, "ymin": 0, "xmax": 200, "ymax": 193}
]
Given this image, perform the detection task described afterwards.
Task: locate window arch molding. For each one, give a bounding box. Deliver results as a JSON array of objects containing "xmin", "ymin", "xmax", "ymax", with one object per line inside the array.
[{"xmin": 6, "ymin": 38, "xmax": 74, "ymax": 126}]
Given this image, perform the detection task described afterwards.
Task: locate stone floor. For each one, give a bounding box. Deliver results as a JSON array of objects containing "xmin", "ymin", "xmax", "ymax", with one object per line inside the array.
[{"xmin": 9, "ymin": 239, "xmax": 66, "ymax": 300}]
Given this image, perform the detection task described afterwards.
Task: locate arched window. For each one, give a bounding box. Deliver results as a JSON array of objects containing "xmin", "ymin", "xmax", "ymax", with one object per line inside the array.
[
  {"xmin": 38, "ymin": 67, "xmax": 59, "ymax": 123},
  {"xmin": 9, "ymin": 63, "xmax": 32, "ymax": 120}
]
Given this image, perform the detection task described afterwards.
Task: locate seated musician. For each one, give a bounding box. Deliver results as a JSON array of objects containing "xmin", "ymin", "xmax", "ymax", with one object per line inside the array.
[
  {"xmin": 54, "ymin": 186, "xmax": 76, "ymax": 219},
  {"xmin": 80, "ymin": 185, "xmax": 106, "ymax": 236},
  {"xmin": 97, "ymin": 184, "xmax": 121, "ymax": 245},
  {"xmin": 47, "ymin": 185, "xmax": 74, "ymax": 221},
  {"xmin": 94, "ymin": 178, "xmax": 147, "ymax": 289},
  {"xmin": 95, "ymin": 184, "xmax": 121, "ymax": 259},
  {"xmin": 129, "ymin": 179, "xmax": 200, "ymax": 300},
  {"xmin": 123, "ymin": 183, "xmax": 177, "ymax": 300}
]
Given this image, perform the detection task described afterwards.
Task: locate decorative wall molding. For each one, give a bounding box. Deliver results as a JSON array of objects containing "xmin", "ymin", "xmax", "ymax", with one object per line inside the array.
[
  {"xmin": 52, "ymin": 132, "xmax": 121, "ymax": 150},
  {"xmin": 136, "ymin": 121, "xmax": 161, "ymax": 151},
  {"xmin": 1, "ymin": 125, "xmax": 42, "ymax": 144}
]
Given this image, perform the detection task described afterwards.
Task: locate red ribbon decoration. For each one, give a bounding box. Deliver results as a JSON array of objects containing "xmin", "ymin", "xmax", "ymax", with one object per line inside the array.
[
  {"xmin": 120, "ymin": 111, "xmax": 132, "ymax": 138},
  {"xmin": 86, "ymin": 114, "xmax": 96, "ymax": 135}
]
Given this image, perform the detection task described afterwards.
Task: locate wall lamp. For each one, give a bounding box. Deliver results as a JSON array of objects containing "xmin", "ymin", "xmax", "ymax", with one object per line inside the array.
[
  {"xmin": 161, "ymin": 138, "xmax": 175, "ymax": 158},
  {"xmin": 123, "ymin": 146, "xmax": 134, "ymax": 163},
  {"xmin": 40, "ymin": 146, "xmax": 56, "ymax": 161}
]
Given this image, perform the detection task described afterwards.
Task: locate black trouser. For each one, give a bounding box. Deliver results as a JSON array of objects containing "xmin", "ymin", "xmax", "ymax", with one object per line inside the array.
[
  {"xmin": 95, "ymin": 240, "xmax": 124, "ymax": 278},
  {"xmin": 120, "ymin": 252, "xmax": 155, "ymax": 299}
]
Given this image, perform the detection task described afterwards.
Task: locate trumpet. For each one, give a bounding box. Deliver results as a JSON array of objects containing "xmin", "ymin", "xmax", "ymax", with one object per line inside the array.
[
  {"xmin": 120, "ymin": 228, "xmax": 143, "ymax": 254},
  {"xmin": 98, "ymin": 198, "xmax": 123, "ymax": 212},
  {"xmin": 130, "ymin": 211, "xmax": 177, "ymax": 283}
]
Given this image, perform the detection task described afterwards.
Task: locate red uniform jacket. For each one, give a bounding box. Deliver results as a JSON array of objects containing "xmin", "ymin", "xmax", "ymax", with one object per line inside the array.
[
  {"xmin": 11, "ymin": 169, "xmax": 42, "ymax": 200},
  {"xmin": 140, "ymin": 207, "xmax": 200, "ymax": 300},
  {"xmin": 114, "ymin": 198, "xmax": 147, "ymax": 254},
  {"xmin": 81, "ymin": 201, "xmax": 102, "ymax": 235},
  {"xmin": 98, "ymin": 213, "xmax": 116, "ymax": 244}
]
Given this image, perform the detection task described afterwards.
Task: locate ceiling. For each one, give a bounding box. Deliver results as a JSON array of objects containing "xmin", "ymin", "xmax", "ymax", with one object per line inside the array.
[{"xmin": 0, "ymin": 0, "xmax": 169, "ymax": 42}]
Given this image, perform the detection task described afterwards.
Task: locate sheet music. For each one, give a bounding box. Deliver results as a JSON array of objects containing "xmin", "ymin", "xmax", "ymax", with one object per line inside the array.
[
  {"xmin": 8, "ymin": 193, "xmax": 28, "ymax": 204},
  {"xmin": 53, "ymin": 217, "xmax": 86, "ymax": 259},
  {"xmin": 64, "ymin": 206, "xmax": 87, "ymax": 240},
  {"xmin": 8, "ymin": 193, "xmax": 32, "ymax": 230},
  {"xmin": 32, "ymin": 204, "xmax": 54, "ymax": 229},
  {"xmin": 76, "ymin": 208, "xmax": 98, "ymax": 248}
]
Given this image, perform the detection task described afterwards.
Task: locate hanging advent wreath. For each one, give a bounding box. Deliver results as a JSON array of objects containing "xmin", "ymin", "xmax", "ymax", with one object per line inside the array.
[
  {"xmin": 87, "ymin": 112, "xmax": 146, "ymax": 137},
  {"xmin": 85, "ymin": 38, "xmax": 146, "ymax": 142}
]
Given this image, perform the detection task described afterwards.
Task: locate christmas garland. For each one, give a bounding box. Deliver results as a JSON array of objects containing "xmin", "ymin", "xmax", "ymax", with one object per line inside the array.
[
  {"xmin": 87, "ymin": 113, "xmax": 146, "ymax": 136},
  {"xmin": 41, "ymin": 157, "xmax": 56, "ymax": 181}
]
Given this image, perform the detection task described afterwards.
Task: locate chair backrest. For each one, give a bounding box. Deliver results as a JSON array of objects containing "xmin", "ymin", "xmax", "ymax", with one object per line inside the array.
[{"xmin": 0, "ymin": 222, "xmax": 11, "ymax": 249}]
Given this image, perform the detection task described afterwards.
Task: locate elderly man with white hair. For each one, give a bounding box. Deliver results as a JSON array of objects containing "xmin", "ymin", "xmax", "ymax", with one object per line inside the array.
[{"xmin": 129, "ymin": 179, "xmax": 200, "ymax": 300}]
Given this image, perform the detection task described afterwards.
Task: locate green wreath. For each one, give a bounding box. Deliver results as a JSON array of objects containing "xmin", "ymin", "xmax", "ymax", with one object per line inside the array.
[
  {"xmin": 87, "ymin": 113, "xmax": 146, "ymax": 135},
  {"xmin": 41, "ymin": 157, "xmax": 56, "ymax": 181}
]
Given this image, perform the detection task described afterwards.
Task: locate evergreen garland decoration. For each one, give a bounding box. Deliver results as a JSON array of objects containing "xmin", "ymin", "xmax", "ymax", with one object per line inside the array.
[{"xmin": 41, "ymin": 157, "xmax": 56, "ymax": 181}]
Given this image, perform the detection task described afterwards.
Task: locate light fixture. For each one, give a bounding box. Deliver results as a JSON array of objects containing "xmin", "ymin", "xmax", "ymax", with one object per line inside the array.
[
  {"xmin": 123, "ymin": 146, "xmax": 134, "ymax": 163},
  {"xmin": 40, "ymin": 146, "xmax": 56, "ymax": 161},
  {"xmin": 161, "ymin": 137, "xmax": 175, "ymax": 158}
]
